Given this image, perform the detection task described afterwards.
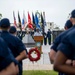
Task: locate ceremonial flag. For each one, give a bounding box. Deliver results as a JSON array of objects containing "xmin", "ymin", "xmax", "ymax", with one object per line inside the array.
[
  {"xmin": 13, "ymin": 11, "xmax": 17, "ymax": 28},
  {"xmin": 18, "ymin": 11, "xmax": 22, "ymax": 31},
  {"xmin": 35, "ymin": 13, "xmax": 40, "ymax": 29},
  {"xmin": 22, "ymin": 12, "xmax": 27, "ymax": 29},
  {"xmin": 32, "ymin": 12, "xmax": 35, "ymax": 25},
  {"xmin": 41, "ymin": 13, "xmax": 44, "ymax": 35},
  {"xmin": 28, "ymin": 12, "xmax": 33, "ymax": 29},
  {"xmin": 28, "ymin": 12, "xmax": 31, "ymax": 24},
  {"xmin": 41, "ymin": 13, "xmax": 44, "ymax": 25},
  {"xmin": 43, "ymin": 12, "xmax": 46, "ymax": 26}
]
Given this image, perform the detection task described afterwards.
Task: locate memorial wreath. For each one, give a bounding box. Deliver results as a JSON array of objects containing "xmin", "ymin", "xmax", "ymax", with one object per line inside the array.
[{"xmin": 28, "ymin": 48, "xmax": 41, "ymax": 62}]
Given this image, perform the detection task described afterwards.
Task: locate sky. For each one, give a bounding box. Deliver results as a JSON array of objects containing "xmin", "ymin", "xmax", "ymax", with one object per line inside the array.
[{"xmin": 0, "ymin": 0, "xmax": 75, "ymax": 29}]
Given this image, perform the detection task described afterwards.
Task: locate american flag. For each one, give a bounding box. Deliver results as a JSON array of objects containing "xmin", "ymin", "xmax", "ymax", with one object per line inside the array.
[{"xmin": 13, "ymin": 11, "xmax": 17, "ymax": 28}]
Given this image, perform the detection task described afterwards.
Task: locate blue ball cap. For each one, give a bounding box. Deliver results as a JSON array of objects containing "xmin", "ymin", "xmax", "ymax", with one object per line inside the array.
[
  {"xmin": 65, "ymin": 20, "xmax": 72, "ymax": 29},
  {"xmin": 9, "ymin": 26, "xmax": 17, "ymax": 33},
  {"xmin": 71, "ymin": 9, "xmax": 75, "ymax": 18},
  {"xmin": 0, "ymin": 18, "xmax": 10, "ymax": 28}
]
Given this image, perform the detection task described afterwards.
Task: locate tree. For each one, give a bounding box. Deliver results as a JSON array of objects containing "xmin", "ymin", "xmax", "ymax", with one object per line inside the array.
[
  {"xmin": 0, "ymin": 13, "xmax": 2, "ymax": 20},
  {"xmin": 54, "ymin": 26, "xmax": 60, "ymax": 29}
]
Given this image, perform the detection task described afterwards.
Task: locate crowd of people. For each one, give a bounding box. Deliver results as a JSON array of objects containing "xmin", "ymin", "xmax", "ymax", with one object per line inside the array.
[
  {"xmin": 49, "ymin": 9, "xmax": 75, "ymax": 75},
  {"xmin": 0, "ymin": 18, "xmax": 28, "ymax": 75},
  {"xmin": 0, "ymin": 17, "xmax": 52, "ymax": 75},
  {"xmin": 0, "ymin": 9, "xmax": 75, "ymax": 75}
]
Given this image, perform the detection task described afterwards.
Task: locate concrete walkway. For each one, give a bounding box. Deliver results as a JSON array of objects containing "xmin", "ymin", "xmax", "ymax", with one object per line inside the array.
[
  {"xmin": 23, "ymin": 45, "xmax": 53, "ymax": 70},
  {"xmin": 23, "ymin": 64, "xmax": 53, "ymax": 70}
]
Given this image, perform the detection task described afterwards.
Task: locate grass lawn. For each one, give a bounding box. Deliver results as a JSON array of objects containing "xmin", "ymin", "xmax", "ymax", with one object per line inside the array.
[{"xmin": 23, "ymin": 70, "xmax": 58, "ymax": 75}]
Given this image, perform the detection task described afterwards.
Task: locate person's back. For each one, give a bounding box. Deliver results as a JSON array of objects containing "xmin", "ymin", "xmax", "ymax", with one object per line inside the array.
[
  {"xmin": 53, "ymin": 9, "xmax": 75, "ymax": 75},
  {"xmin": 0, "ymin": 37, "xmax": 18, "ymax": 75},
  {"xmin": 9, "ymin": 26, "xmax": 28, "ymax": 55},
  {"xmin": 51, "ymin": 20, "xmax": 73, "ymax": 52},
  {"xmin": 49, "ymin": 20, "xmax": 73, "ymax": 75},
  {"xmin": 0, "ymin": 18, "xmax": 28, "ymax": 75}
]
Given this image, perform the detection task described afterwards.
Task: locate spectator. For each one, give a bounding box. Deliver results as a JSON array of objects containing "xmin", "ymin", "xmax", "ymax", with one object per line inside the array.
[
  {"xmin": 0, "ymin": 18, "xmax": 28, "ymax": 75},
  {"xmin": 49, "ymin": 19, "xmax": 72, "ymax": 75},
  {"xmin": 54, "ymin": 9, "xmax": 75, "ymax": 74},
  {"xmin": 0, "ymin": 37, "xmax": 18, "ymax": 75}
]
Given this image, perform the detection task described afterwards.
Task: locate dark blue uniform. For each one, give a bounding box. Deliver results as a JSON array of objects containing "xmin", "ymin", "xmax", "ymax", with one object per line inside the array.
[
  {"xmin": 51, "ymin": 30, "xmax": 72, "ymax": 75},
  {"xmin": 51, "ymin": 20, "xmax": 73, "ymax": 75},
  {"xmin": 47, "ymin": 29, "xmax": 51, "ymax": 45},
  {"xmin": 44, "ymin": 32, "xmax": 47, "ymax": 45},
  {"xmin": 9, "ymin": 26, "xmax": 17, "ymax": 34},
  {"xmin": 57, "ymin": 26, "xmax": 75, "ymax": 75},
  {"xmin": 57, "ymin": 26, "xmax": 75, "ymax": 59},
  {"xmin": 1, "ymin": 31, "xmax": 27, "ymax": 75},
  {"xmin": 51, "ymin": 25, "xmax": 74, "ymax": 52},
  {"xmin": 0, "ymin": 37, "xmax": 18, "ymax": 71}
]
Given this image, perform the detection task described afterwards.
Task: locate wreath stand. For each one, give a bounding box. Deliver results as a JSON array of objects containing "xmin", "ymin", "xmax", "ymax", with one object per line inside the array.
[
  {"xmin": 28, "ymin": 36, "xmax": 43, "ymax": 71},
  {"xmin": 33, "ymin": 36, "xmax": 43, "ymax": 53}
]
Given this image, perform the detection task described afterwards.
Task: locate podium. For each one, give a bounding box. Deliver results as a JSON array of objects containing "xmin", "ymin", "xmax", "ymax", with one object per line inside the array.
[{"xmin": 33, "ymin": 36, "xmax": 43, "ymax": 53}]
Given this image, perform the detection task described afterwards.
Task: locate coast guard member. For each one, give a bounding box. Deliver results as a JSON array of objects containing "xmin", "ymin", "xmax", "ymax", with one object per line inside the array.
[
  {"xmin": 0, "ymin": 18, "xmax": 28, "ymax": 75},
  {"xmin": 9, "ymin": 26, "xmax": 17, "ymax": 36},
  {"xmin": 49, "ymin": 20, "xmax": 72, "ymax": 75},
  {"xmin": 43, "ymin": 32, "xmax": 47, "ymax": 45},
  {"xmin": 34, "ymin": 28, "xmax": 43, "ymax": 36},
  {"xmin": 47, "ymin": 29, "xmax": 52, "ymax": 45},
  {"xmin": 54, "ymin": 9, "xmax": 75, "ymax": 74},
  {"xmin": 0, "ymin": 37, "xmax": 18, "ymax": 75},
  {"xmin": 9, "ymin": 26, "xmax": 28, "ymax": 54}
]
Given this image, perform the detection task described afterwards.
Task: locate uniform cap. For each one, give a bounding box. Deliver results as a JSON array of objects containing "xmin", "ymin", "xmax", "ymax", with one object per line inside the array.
[
  {"xmin": 0, "ymin": 18, "xmax": 10, "ymax": 28},
  {"xmin": 71, "ymin": 9, "xmax": 75, "ymax": 18},
  {"xmin": 65, "ymin": 20, "xmax": 72, "ymax": 29},
  {"xmin": 9, "ymin": 26, "xmax": 17, "ymax": 33}
]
